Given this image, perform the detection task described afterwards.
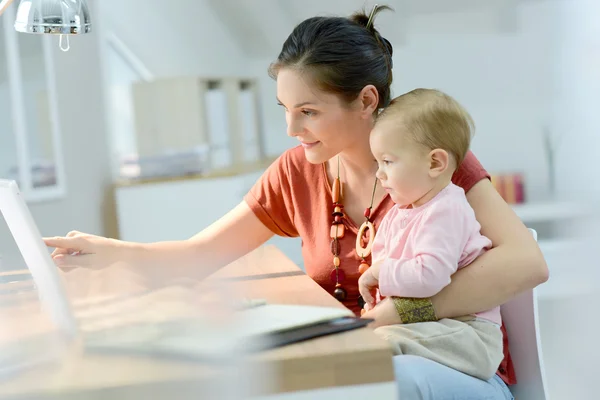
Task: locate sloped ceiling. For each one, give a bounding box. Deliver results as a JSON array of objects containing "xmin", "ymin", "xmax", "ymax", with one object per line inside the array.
[{"xmin": 207, "ymin": 0, "xmax": 545, "ymax": 58}]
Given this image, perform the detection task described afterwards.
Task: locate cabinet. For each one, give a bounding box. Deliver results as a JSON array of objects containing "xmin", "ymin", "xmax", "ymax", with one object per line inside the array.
[
  {"xmin": 114, "ymin": 165, "xmax": 304, "ymax": 269},
  {"xmin": 130, "ymin": 76, "xmax": 264, "ymax": 174}
]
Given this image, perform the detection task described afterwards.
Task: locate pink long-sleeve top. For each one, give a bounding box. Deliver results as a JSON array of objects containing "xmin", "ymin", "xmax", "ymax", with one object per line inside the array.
[{"xmin": 373, "ymin": 183, "xmax": 501, "ymax": 325}]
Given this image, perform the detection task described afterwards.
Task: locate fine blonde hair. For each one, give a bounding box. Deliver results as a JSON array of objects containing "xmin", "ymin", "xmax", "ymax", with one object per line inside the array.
[{"xmin": 376, "ymin": 88, "xmax": 474, "ymax": 165}]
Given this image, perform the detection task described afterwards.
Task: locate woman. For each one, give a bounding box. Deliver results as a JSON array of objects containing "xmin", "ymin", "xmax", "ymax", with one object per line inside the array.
[{"xmin": 45, "ymin": 6, "xmax": 548, "ymax": 399}]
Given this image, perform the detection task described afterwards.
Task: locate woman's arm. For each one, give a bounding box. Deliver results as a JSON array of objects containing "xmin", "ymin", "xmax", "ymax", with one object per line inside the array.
[
  {"xmin": 137, "ymin": 201, "xmax": 275, "ymax": 281},
  {"xmin": 363, "ymin": 179, "xmax": 548, "ymax": 326},
  {"xmin": 45, "ymin": 201, "xmax": 275, "ymax": 284},
  {"xmin": 46, "ymin": 151, "xmax": 301, "ymax": 285},
  {"xmin": 431, "ymin": 178, "xmax": 548, "ymax": 318}
]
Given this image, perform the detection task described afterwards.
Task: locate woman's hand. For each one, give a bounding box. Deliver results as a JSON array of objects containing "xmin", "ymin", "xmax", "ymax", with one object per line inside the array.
[
  {"xmin": 43, "ymin": 231, "xmax": 130, "ymax": 269},
  {"xmin": 361, "ymin": 296, "xmax": 402, "ymax": 328}
]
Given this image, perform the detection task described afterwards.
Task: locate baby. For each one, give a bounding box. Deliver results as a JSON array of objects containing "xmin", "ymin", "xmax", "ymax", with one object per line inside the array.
[{"xmin": 358, "ymin": 88, "xmax": 503, "ymax": 381}]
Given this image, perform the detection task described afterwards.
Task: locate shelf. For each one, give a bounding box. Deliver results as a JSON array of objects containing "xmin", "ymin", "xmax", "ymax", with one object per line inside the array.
[
  {"xmin": 535, "ymin": 236, "xmax": 598, "ymax": 300},
  {"xmin": 114, "ymin": 157, "xmax": 276, "ymax": 188},
  {"xmin": 537, "ymin": 238, "xmax": 582, "ymax": 253},
  {"xmin": 511, "ymin": 201, "xmax": 590, "ymax": 223}
]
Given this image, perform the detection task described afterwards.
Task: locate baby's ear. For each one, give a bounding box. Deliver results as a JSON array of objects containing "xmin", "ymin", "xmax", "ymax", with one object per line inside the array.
[{"xmin": 428, "ymin": 149, "xmax": 450, "ymax": 178}]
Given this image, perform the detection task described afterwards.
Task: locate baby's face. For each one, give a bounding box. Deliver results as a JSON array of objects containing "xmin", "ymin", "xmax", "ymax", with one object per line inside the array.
[{"xmin": 370, "ymin": 121, "xmax": 435, "ymax": 207}]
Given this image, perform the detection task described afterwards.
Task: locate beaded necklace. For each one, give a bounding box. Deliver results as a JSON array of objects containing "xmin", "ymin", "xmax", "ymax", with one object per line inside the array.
[
  {"xmin": 329, "ymin": 156, "xmax": 378, "ymax": 305},
  {"xmin": 328, "ymin": 3, "xmax": 384, "ymax": 307}
]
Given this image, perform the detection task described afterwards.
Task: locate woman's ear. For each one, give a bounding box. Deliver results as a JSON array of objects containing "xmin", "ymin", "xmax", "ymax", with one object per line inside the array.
[
  {"xmin": 357, "ymin": 85, "xmax": 380, "ymax": 117},
  {"xmin": 428, "ymin": 149, "xmax": 450, "ymax": 178}
]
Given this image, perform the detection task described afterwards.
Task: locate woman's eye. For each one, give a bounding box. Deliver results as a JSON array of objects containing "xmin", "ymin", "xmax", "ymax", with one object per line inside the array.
[{"xmin": 302, "ymin": 110, "xmax": 316, "ymax": 117}]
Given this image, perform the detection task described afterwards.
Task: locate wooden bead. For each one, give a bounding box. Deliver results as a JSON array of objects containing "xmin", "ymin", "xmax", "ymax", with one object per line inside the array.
[
  {"xmin": 330, "ymin": 239, "xmax": 340, "ymax": 256},
  {"xmin": 330, "ymin": 223, "xmax": 345, "ymax": 239},
  {"xmin": 333, "ymin": 287, "xmax": 347, "ymax": 301},
  {"xmin": 332, "ymin": 178, "xmax": 341, "ymax": 203},
  {"xmin": 355, "ymin": 220, "xmax": 375, "ymax": 258},
  {"xmin": 364, "ymin": 208, "xmax": 371, "ymax": 218},
  {"xmin": 330, "ymin": 268, "xmax": 346, "ymax": 283},
  {"xmin": 334, "ymin": 206, "xmax": 342, "ymax": 214},
  {"xmin": 359, "ymin": 263, "xmax": 370, "ymax": 274},
  {"xmin": 334, "ymin": 215, "xmax": 342, "ymax": 223},
  {"xmin": 333, "ymin": 256, "xmax": 340, "ymax": 267}
]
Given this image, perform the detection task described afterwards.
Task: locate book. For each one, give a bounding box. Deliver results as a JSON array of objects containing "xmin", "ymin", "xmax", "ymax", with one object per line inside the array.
[{"xmin": 83, "ymin": 303, "xmax": 369, "ymax": 360}]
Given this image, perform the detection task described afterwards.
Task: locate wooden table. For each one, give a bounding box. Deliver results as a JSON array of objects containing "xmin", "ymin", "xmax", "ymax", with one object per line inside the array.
[{"xmin": 0, "ymin": 245, "xmax": 396, "ymax": 399}]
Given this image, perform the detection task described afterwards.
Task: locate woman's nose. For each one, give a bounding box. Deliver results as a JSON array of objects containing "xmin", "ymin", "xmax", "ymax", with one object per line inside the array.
[{"xmin": 286, "ymin": 116, "xmax": 304, "ymax": 137}]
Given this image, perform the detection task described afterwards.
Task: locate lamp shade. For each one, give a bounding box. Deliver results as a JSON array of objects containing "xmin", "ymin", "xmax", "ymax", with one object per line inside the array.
[{"xmin": 14, "ymin": 0, "xmax": 91, "ymax": 34}]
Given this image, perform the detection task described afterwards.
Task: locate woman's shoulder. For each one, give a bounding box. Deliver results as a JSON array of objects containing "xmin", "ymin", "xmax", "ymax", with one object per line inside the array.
[
  {"xmin": 451, "ymin": 151, "xmax": 490, "ymax": 193},
  {"xmin": 279, "ymin": 145, "xmax": 313, "ymax": 165},
  {"xmin": 272, "ymin": 145, "xmax": 322, "ymax": 180},
  {"xmin": 278, "ymin": 144, "xmax": 306, "ymax": 163}
]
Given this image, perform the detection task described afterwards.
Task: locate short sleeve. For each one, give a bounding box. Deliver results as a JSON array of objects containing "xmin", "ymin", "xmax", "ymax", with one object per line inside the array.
[
  {"xmin": 452, "ymin": 151, "xmax": 490, "ymax": 194},
  {"xmin": 243, "ymin": 151, "xmax": 299, "ymax": 238}
]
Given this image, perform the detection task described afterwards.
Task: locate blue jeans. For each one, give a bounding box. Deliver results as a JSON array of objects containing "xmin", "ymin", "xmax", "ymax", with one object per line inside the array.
[{"xmin": 393, "ymin": 355, "xmax": 514, "ymax": 400}]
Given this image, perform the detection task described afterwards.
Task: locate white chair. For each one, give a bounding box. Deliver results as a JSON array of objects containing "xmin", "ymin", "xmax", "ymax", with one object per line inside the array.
[{"xmin": 501, "ymin": 228, "xmax": 549, "ymax": 400}]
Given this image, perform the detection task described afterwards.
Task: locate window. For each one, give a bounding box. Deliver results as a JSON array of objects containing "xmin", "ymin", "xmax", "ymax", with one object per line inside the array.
[{"xmin": 0, "ymin": 5, "xmax": 65, "ymax": 201}]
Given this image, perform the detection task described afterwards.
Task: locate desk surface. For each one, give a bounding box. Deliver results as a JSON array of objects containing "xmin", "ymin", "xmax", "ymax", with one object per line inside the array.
[{"xmin": 0, "ymin": 245, "xmax": 395, "ymax": 398}]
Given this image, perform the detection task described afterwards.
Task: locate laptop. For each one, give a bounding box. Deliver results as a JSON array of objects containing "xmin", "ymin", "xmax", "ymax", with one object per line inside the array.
[
  {"xmin": 0, "ymin": 179, "xmax": 370, "ymax": 364},
  {"xmin": 0, "ymin": 180, "xmax": 76, "ymax": 336}
]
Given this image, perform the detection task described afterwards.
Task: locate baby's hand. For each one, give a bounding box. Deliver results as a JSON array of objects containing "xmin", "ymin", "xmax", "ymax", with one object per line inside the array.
[{"xmin": 358, "ymin": 267, "xmax": 379, "ymax": 310}]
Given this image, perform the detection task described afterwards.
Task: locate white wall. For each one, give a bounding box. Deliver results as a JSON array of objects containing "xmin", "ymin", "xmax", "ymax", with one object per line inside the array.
[
  {"xmin": 0, "ymin": 0, "xmax": 112, "ymax": 269},
  {"xmin": 243, "ymin": 2, "xmax": 570, "ymax": 202},
  {"xmin": 89, "ymin": 0, "xmax": 598, "ymax": 239},
  {"xmin": 551, "ymin": 0, "xmax": 600, "ymax": 203},
  {"xmin": 242, "ymin": 1, "xmax": 600, "ymax": 205},
  {"xmin": 537, "ymin": 5, "xmax": 600, "ymax": 396},
  {"xmin": 392, "ymin": 3, "xmax": 563, "ymax": 202},
  {"xmin": 102, "ymin": 41, "xmax": 144, "ymax": 167},
  {"xmin": 97, "ymin": 0, "xmax": 244, "ymax": 78},
  {"xmin": 246, "ymin": 58, "xmax": 296, "ymax": 157}
]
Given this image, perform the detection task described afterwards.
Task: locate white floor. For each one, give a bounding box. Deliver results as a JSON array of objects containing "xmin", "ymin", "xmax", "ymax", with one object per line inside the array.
[
  {"xmin": 535, "ymin": 224, "xmax": 600, "ymax": 400},
  {"xmin": 538, "ymin": 293, "xmax": 598, "ymax": 400}
]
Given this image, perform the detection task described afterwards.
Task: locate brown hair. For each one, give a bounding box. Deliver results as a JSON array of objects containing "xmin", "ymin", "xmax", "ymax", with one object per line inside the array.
[
  {"xmin": 268, "ymin": 6, "xmax": 394, "ymax": 109},
  {"xmin": 376, "ymin": 88, "xmax": 475, "ymax": 165}
]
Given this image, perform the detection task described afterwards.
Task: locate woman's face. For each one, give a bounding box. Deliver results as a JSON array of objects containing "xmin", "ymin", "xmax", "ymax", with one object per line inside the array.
[{"xmin": 276, "ymin": 68, "xmax": 373, "ymax": 164}]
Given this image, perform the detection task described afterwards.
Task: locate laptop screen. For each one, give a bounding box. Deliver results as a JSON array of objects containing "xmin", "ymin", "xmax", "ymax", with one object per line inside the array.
[{"xmin": 0, "ymin": 180, "xmax": 76, "ymax": 335}]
